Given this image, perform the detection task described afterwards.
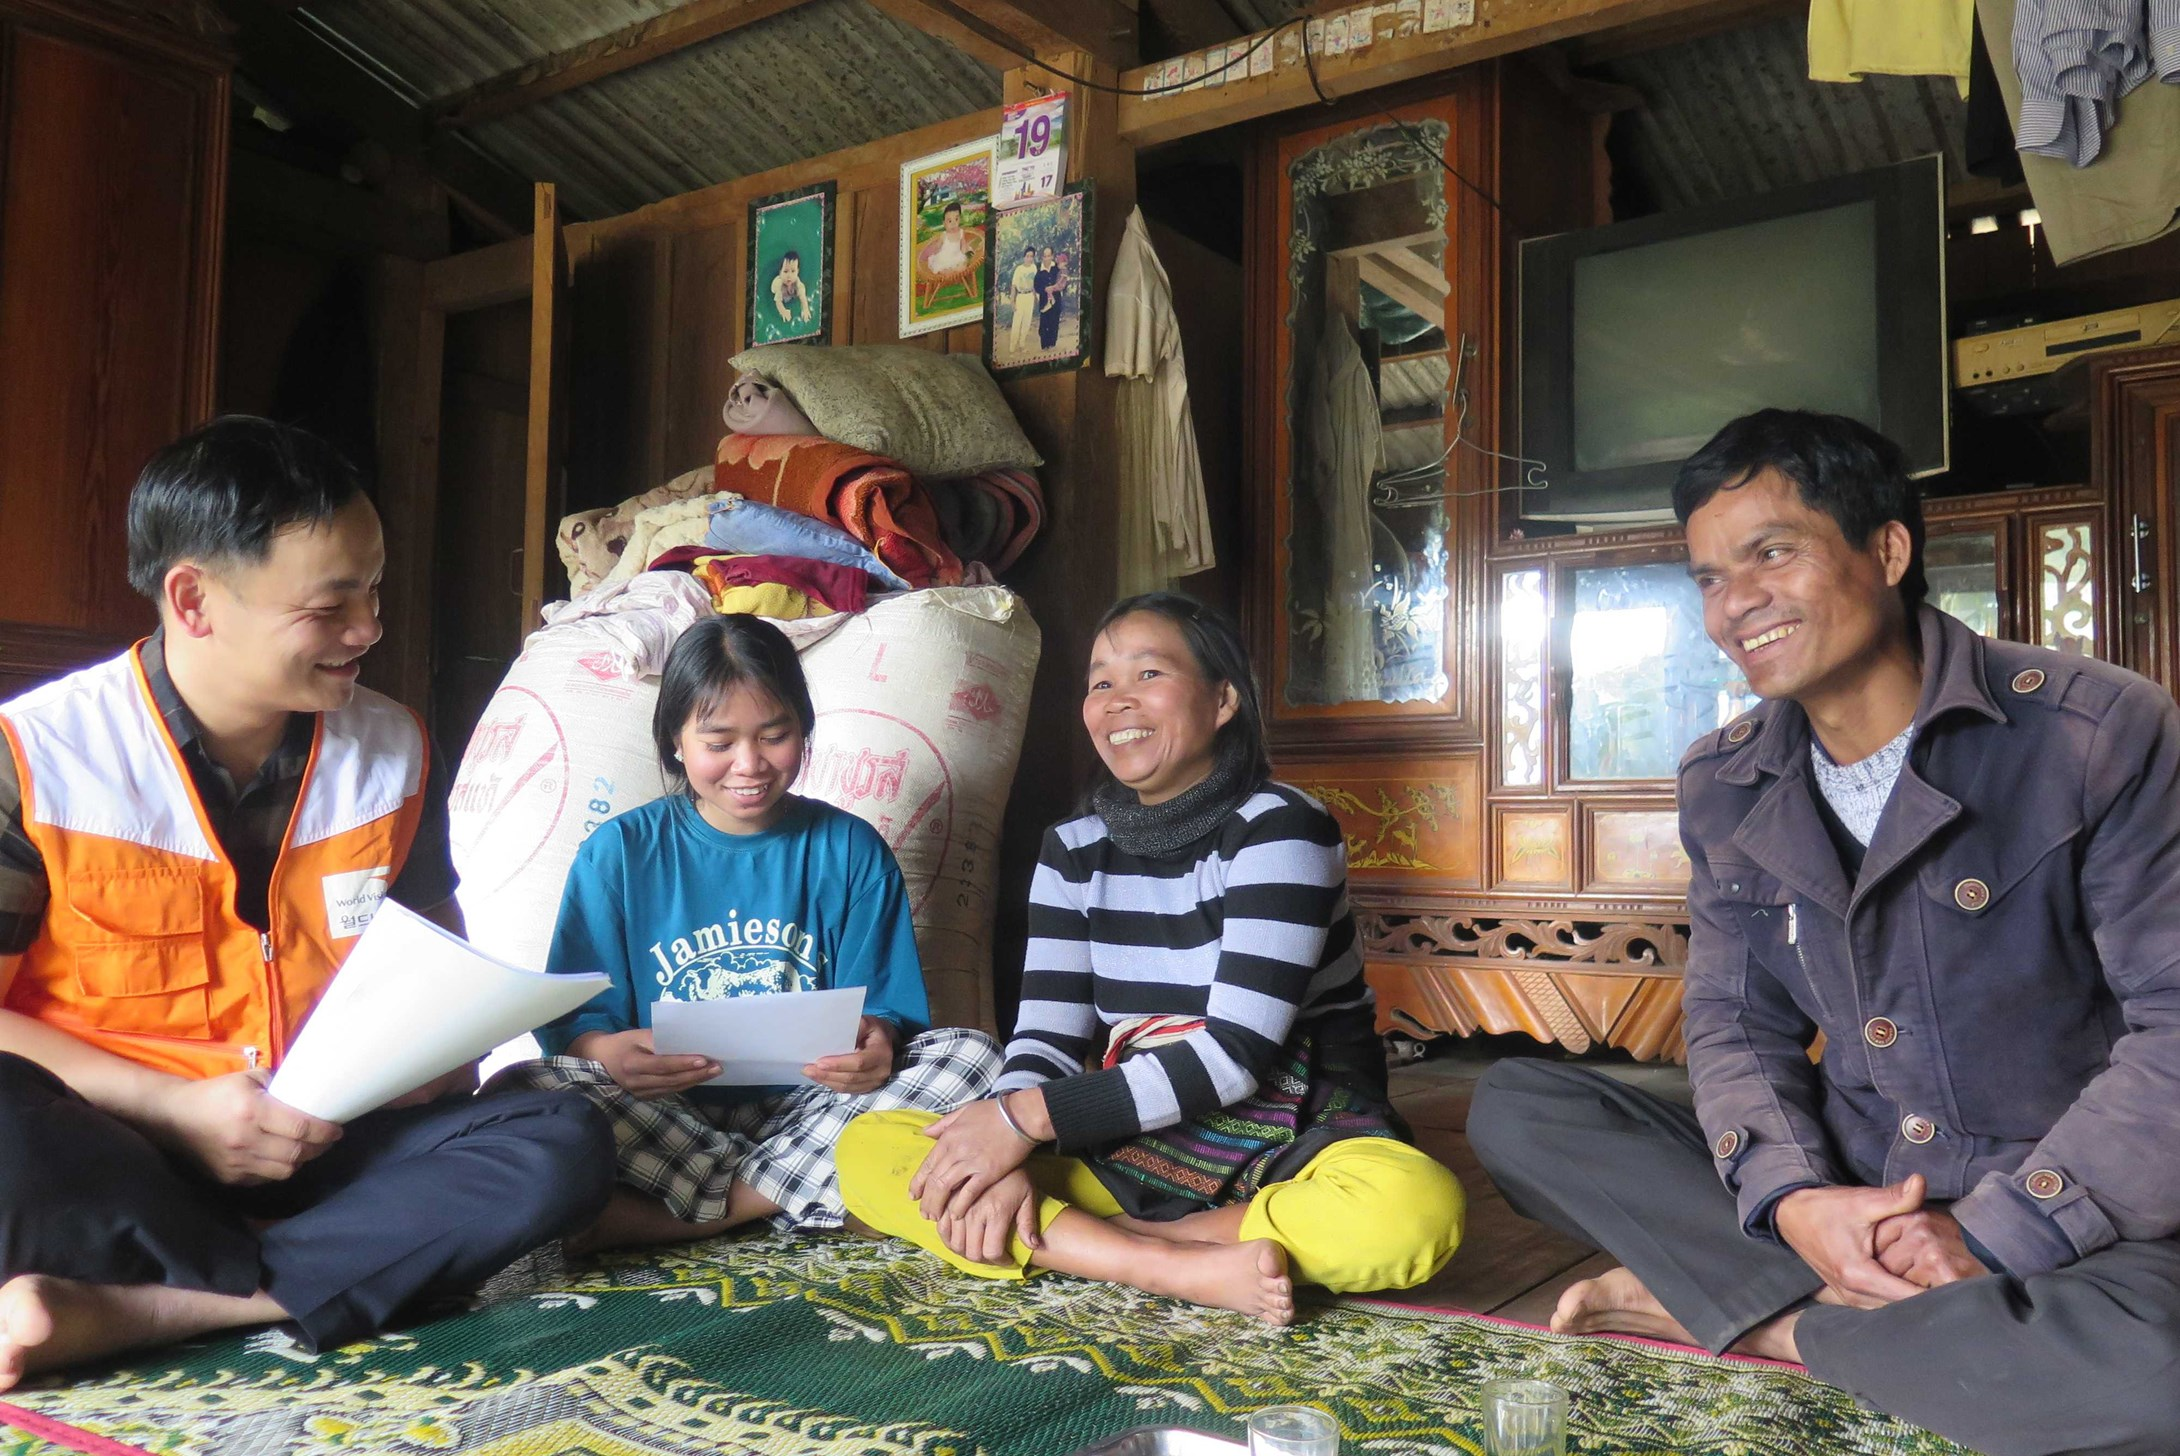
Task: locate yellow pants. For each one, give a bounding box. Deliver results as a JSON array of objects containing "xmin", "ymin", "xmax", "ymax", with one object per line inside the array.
[{"xmin": 836, "ymin": 1109, "xmax": 1465, "ymax": 1294}]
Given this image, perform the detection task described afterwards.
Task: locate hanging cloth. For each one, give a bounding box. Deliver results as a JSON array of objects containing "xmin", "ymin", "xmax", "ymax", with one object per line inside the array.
[
  {"xmin": 1105, "ymin": 207, "xmax": 1217, "ymax": 597},
  {"xmin": 1978, "ymin": 0, "xmax": 2180, "ymax": 260},
  {"xmin": 1808, "ymin": 0, "xmax": 1977, "ymax": 94},
  {"xmin": 2008, "ymin": 0, "xmax": 2171, "ymax": 167}
]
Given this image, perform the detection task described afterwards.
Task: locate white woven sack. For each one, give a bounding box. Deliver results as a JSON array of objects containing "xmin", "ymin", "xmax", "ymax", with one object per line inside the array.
[{"xmin": 798, "ymin": 586, "xmax": 1039, "ymax": 1033}]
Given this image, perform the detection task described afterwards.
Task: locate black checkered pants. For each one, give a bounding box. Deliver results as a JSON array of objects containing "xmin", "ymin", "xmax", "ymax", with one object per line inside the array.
[{"xmin": 490, "ymin": 1027, "xmax": 1000, "ymax": 1230}]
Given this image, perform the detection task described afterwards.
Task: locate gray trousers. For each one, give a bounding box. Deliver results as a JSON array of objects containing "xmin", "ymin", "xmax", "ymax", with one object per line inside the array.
[{"xmin": 1468, "ymin": 1059, "xmax": 2180, "ymax": 1456}]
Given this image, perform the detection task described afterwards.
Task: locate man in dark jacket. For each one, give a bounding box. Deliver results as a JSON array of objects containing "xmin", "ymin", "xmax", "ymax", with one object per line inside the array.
[{"xmin": 1468, "ymin": 409, "xmax": 2180, "ymax": 1456}]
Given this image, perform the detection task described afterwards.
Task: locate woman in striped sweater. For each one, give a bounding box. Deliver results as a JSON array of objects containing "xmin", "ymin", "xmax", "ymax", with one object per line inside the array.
[{"xmin": 839, "ymin": 594, "xmax": 1463, "ymax": 1323}]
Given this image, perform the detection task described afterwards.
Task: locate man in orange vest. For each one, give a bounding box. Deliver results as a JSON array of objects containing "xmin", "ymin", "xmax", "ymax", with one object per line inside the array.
[{"xmin": 0, "ymin": 417, "xmax": 613, "ymax": 1388}]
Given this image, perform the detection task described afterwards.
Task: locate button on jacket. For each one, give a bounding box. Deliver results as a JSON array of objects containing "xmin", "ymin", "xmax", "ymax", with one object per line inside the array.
[{"xmin": 1678, "ymin": 606, "xmax": 2180, "ymax": 1277}]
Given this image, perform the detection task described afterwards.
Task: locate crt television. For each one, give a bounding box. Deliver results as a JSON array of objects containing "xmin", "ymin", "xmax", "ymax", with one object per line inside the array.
[{"xmin": 1517, "ymin": 156, "xmax": 1948, "ymax": 524}]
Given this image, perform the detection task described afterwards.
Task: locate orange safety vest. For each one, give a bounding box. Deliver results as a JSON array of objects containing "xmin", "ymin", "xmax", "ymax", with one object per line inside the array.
[{"xmin": 0, "ymin": 646, "xmax": 427, "ymax": 1080}]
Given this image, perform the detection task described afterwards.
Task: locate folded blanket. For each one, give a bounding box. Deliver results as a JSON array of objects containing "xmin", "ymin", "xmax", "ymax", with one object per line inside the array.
[
  {"xmin": 556, "ymin": 466, "xmax": 717, "ymax": 594},
  {"xmin": 721, "ymin": 376, "xmax": 818, "ymax": 437},
  {"xmin": 928, "ymin": 468, "xmax": 1045, "ymax": 572},
  {"xmin": 703, "ymin": 498, "xmax": 912, "ymax": 591},
  {"xmin": 929, "ymin": 478, "xmax": 1002, "ymax": 566},
  {"xmin": 644, "ymin": 546, "xmax": 871, "ymax": 618},
  {"xmin": 714, "ymin": 434, "xmax": 960, "ymax": 589},
  {"xmin": 700, "ymin": 579, "xmax": 829, "ymax": 621},
  {"xmin": 693, "ymin": 553, "xmax": 870, "ymax": 615},
  {"xmin": 597, "ymin": 493, "xmax": 735, "ymax": 590}
]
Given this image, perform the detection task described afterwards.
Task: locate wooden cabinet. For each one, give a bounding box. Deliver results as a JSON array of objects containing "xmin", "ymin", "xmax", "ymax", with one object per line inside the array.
[
  {"xmin": 0, "ymin": 0, "xmax": 228, "ymax": 699},
  {"xmin": 1245, "ymin": 72, "xmax": 2161, "ymax": 1061},
  {"xmin": 1242, "ymin": 67, "xmax": 1674, "ymax": 1056},
  {"xmin": 2094, "ymin": 346, "xmax": 2180, "ymax": 693}
]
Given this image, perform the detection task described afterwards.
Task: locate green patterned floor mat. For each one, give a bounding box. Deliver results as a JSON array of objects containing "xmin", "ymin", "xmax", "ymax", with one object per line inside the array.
[{"xmin": 0, "ymin": 1230, "xmax": 1977, "ymax": 1456}]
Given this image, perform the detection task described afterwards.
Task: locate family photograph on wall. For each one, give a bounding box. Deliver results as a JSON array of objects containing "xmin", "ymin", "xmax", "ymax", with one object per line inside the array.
[{"xmin": 985, "ymin": 181, "xmax": 1093, "ymax": 379}]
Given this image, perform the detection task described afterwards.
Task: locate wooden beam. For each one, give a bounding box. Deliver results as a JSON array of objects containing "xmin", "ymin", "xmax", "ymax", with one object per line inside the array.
[
  {"xmin": 1355, "ymin": 253, "xmax": 1446, "ymax": 328},
  {"xmin": 866, "ymin": 0, "xmax": 1136, "ymax": 72},
  {"xmin": 436, "ymin": 0, "xmax": 814, "ymax": 128},
  {"xmin": 1374, "ymin": 241, "xmax": 1454, "ymax": 297},
  {"xmin": 1117, "ymin": 0, "xmax": 1784, "ymax": 146},
  {"xmin": 418, "ymin": 104, "xmax": 1008, "ymax": 315}
]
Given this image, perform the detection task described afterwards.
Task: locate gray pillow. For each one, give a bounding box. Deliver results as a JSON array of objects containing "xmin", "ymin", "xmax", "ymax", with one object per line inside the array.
[{"xmin": 728, "ymin": 344, "xmax": 1043, "ymax": 478}]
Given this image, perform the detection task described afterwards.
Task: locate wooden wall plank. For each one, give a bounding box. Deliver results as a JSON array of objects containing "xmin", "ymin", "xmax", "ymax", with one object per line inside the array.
[
  {"xmin": 662, "ymin": 223, "xmax": 743, "ymax": 474},
  {"xmin": 0, "ymin": 21, "xmax": 221, "ymax": 640}
]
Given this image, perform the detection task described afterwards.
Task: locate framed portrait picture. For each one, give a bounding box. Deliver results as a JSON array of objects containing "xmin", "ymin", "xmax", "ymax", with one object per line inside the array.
[
  {"xmin": 898, "ymin": 139, "xmax": 992, "ymax": 338},
  {"xmin": 746, "ymin": 181, "xmax": 834, "ymax": 348},
  {"xmin": 984, "ymin": 181, "xmax": 1094, "ymax": 380}
]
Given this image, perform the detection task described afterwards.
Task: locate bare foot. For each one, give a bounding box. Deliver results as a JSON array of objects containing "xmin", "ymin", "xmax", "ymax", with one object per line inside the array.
[
  {"xmin": 0, "ymin": 1275, "xmax": 281, "ymax": 1391},
  {"xmin": 1146, "ymin": 1238, "xmax": 1296, "ymax": 1325},
  {"xmin": 1731, "ymin": 1309, "xmax": 1803, "ymax": 1363},
  {"xmin": 1551, "ymin": 1266, "xmax": 1699, "ymax": 1344}
]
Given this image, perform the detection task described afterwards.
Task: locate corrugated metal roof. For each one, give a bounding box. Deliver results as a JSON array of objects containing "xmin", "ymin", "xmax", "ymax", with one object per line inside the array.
[
  {"xmin": 1597, "ymin": 14, "xmax": 1967, "ymax": 214},
  {"xmin": 1156, "ymin": 7, "xmax": 1965, "ymax": 219},
  {"xmin": 284, "ymin": 0, "xmax": 1962, "ymax": 223},
  {"xmin": 297, "ymin": 0, "xmax": 1000, "ymax": 218}
]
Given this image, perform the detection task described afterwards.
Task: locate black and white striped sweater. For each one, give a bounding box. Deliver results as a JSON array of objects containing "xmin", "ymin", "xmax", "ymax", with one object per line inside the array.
[{"xmin": 995, "ymin": 782, "xmax": 1377, "ymax": 1151}]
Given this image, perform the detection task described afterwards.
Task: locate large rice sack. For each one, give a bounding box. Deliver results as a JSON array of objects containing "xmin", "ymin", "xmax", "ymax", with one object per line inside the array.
[
  {"xmin": 448, "ymin": 575, "xmax": 710, "ymax": 973},
  {"xmin": 798, "ymin": 587, "xmax": 1039, "ymax": 1033}
]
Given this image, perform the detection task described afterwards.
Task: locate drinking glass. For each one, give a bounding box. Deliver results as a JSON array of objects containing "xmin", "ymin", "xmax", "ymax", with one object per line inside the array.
[
  {"xmin": 1479, "ymin": 1378, "xmax": 1568, "ymax": 1456},
  {"xmin": 1245, "ymin": 1404, "xmax": 1340, "ymax": 1456}
]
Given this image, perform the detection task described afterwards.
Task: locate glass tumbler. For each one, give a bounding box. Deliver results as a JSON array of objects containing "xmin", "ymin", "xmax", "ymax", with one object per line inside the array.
[
  {"xmin": 1479, "ymin": 1378, "xmax": 1568, "ymax": 1456},
  {"xmin": 1245, "ymin": 1404, "xmax": 1341, "ymax": 1456}
]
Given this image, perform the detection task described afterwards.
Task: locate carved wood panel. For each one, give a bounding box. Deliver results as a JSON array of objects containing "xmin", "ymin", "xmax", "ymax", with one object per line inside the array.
[
  {"xmin": 1361, "ymin": 906, "xmax": 1688, "ymax": 1062},
  {"xmin": 1585, "ymin": 806, "xmax": 1690, "ymax": 893},
  {"xmin": 1493, "ymin": 804, "xmax": 1573, "ymax": 890},
  {"xmin": 1284, "ymin": 752, "xmax": 1482, "ymax": 884}
]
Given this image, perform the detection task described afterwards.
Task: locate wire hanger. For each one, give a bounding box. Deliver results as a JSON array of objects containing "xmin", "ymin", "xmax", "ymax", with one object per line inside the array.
[{"xmin": 1371, "ymin": 335, "xmax": 1551, "ymax": 502}]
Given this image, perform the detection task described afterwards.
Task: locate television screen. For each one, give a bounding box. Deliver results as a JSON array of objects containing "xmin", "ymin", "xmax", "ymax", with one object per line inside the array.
[
  {"xmin": 1572, "ymin": 202, "xmax": 1882, "ymax": 472},
  {"xmin": 1520, "ymin": 158, "xmax": 1946, "ymax": 523}
]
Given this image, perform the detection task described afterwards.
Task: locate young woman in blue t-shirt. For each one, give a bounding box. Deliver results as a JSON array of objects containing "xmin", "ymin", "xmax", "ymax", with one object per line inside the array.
[{"xmin": 498, "ymin": 615, "xmax": 1001, "ymax": 1253}]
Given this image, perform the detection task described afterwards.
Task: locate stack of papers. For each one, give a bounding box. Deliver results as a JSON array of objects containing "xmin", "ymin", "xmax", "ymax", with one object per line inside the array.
[
  {"xmin": 652, "ymin": 985, "xmax": 865, "ymax": 1085},
  {"xmin": 268, "ymin": 901, "xmax": 608, "ymax": 1122}
]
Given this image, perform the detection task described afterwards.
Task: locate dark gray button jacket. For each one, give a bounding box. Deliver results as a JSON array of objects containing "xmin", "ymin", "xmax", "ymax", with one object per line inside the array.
[{"xmin": 1678, "ymin": 606, "xmax": 2180, "ymax": 1276}]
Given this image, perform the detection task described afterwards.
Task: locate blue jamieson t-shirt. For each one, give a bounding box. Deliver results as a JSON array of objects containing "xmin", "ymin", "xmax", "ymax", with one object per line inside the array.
[{"xmin": 537, "ymin": 792, "xmax": 929, "ymax": 1103}]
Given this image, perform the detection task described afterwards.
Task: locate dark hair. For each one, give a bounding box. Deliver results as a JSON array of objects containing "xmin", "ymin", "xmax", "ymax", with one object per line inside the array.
[
  {"xmin": 1672, "ymin": 408, "xmax": 1927, "ymax": 610},
  {"xmin": 942, "ymin": 201, "xmax": 962, "ymax": 218},
  {"xmin": 781, "ymin": 250, "xmax": 801, "ymax": 265},
  {"xmin": 1081, "ymin": 593, "xmax": 1270, "ymax": 807},
  {"xmin": 125, "ymin": 415, "xmax": 367, "ymax": 602},
  {"xmin": 652, "ymin": 616, "xmax": 817, "ymax": 793}
]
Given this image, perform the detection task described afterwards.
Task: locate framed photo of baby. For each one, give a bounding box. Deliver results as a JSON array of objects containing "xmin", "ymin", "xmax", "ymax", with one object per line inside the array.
[
  {"xmin": 984, "ymin": 181, "xmax": 1094, "ymax": 380},
  {"xmin": 898, "ymin": 139, "xmax": 991, "ymax": 338},
  {"xmin": 746, "ymin": 181, "xmax": 834, "ymax": 348}
]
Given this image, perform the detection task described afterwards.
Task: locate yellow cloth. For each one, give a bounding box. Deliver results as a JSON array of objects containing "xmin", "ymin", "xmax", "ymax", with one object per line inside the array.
[
  {"xmin": 1808, "ymin": 0, "xmax": 1975, "ymax": 95},
  {"xmin": 704, "ymin": 582, "xmax": 830, "ymax": 620},
  {"xmin": 837, "ymin": 1109, "xmax": 1465, "ymax": 1294}
]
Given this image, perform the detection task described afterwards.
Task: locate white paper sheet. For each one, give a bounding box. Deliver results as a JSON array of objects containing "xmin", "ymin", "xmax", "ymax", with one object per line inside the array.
[
  {"xmin": 650, "ymin": 986, "xmax": 866, "ymax": 1086},
  {"xmin": 267, "ymin": 900, "xmax": 609, "ymax": 1123}
]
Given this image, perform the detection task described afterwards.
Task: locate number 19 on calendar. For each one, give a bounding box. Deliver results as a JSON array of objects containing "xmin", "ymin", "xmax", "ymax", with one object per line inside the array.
[{"xmin": 994, "ymin": 92, "xmax": 1069, "ymax": 210}]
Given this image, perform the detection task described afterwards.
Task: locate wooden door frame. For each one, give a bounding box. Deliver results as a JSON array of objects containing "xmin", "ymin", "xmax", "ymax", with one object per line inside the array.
[{"xmin": 375, "ymin": 247, "xmax": 533, "ymax": 727}]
